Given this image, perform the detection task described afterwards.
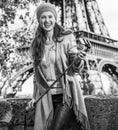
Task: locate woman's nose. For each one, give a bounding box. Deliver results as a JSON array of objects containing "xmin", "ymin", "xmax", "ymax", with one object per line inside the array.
[{"xmin": 45, "ymin": 17, "xmax": 49, "ymax": 22}]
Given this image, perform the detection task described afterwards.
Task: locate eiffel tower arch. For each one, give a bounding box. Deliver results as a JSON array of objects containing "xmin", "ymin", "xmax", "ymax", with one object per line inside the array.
[{"xmin": 4, "ymin": 0, "xmax": 118, "ymax": 97}]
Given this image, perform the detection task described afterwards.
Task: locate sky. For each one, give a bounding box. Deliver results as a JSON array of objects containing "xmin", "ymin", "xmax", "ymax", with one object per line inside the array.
[{"xmin": 97, "ymin": 0, "xmax": 118, "ymax": 40}]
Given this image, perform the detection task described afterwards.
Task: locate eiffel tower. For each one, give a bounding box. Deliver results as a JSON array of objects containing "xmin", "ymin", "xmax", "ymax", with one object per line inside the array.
[{"xmin": 7, "ymin": 0, "xmax": 118, "ymax": 97}]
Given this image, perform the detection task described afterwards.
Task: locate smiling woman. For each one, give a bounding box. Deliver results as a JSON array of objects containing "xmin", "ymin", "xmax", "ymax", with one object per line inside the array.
[
  {"xmin": 27, "ymin": 2, "xmax": 90, "ymax": 130},
  {"xmin": 37, "ymin": 3, "xmax": 57, "ymax": 33}
]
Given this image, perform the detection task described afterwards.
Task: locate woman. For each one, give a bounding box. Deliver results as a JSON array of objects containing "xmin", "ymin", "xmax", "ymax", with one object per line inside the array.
[{"xmin": 28, "ymin": 2, "xmax": 90, "ymax": 130}]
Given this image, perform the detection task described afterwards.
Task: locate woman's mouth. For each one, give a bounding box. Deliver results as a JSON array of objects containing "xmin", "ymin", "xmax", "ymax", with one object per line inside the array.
[{"xmin": 44, "ymin": 23, "xmax": 51, "ymax": 28}]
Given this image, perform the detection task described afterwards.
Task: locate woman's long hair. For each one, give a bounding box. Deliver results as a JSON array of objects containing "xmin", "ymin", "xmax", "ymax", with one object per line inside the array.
[{"xmin": 30, "ymin": 23, "xmax": 72, "ymax": 65}]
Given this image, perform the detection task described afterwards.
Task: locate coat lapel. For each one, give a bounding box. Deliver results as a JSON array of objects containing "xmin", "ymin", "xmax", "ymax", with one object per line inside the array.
[{"xmin": 35, "ymin": 65, "xmax": 49, "ymax": 89}]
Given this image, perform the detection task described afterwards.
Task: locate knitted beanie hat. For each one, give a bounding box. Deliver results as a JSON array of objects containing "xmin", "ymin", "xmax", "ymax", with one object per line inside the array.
[{"xmin": 36, "ymin": 2, "xmax": 57, "ymax": 21}]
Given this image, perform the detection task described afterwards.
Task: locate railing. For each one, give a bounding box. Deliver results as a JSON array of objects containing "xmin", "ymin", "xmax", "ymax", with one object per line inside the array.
[{"xmin": 75, "ymin": 30, "xmax": 118, "ymax": 45}]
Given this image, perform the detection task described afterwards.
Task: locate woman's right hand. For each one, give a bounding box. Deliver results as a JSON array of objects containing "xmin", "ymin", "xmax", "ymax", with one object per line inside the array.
[{"xmin": 26, "ymin": 99, "xmax": 36, "ymax": 111}]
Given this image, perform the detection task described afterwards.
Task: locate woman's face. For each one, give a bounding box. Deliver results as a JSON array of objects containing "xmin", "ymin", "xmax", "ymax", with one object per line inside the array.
[{"xmin": 39, "ymin": 11, "xmax": 56, "ymax": 32}]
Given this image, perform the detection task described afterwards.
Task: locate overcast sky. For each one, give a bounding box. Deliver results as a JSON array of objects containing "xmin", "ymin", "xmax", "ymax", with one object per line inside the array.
[{"xmin": 97, "ymin": 0, "xmax": 118, "ymax": 40}]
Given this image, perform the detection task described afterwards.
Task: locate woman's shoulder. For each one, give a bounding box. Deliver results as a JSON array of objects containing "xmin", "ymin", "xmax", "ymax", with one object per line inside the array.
[{"xmin": 61, "ymin": 30, "xmax": 75, "ymax": 40}]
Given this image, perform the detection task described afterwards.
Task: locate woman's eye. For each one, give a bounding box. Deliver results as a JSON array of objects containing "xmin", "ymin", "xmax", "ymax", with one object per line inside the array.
[
  {"xmin": 49, "ymin": 15, "xmax": 53, "ymax": 19},
  {"xmin": 41, "ymin": 16, "xmax": 46, "ymax": 19},
  {"xmin": 40, "ymin": 15, "xmax": 53, "ymax": 20}
]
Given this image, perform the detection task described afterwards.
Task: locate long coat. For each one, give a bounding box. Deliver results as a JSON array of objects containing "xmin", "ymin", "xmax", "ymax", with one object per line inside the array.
[{"xmin": 32, "ymin": 33, "xmax": 90, "ymax": 130}]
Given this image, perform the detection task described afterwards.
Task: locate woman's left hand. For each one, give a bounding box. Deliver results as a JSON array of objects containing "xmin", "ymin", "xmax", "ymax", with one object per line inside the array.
[
  {"xmin": 77, "ymin": 50, "xmax": 86, "ymax": 59},
  {"xmin": 74, "ymin": 51, "xmax": 86, "ymax": 66}
]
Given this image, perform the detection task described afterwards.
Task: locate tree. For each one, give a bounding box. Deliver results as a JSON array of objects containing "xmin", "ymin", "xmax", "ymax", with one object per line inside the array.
[{"xmin": 0, "ymin": 0, "xmax": 39, "ymax": 91}]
